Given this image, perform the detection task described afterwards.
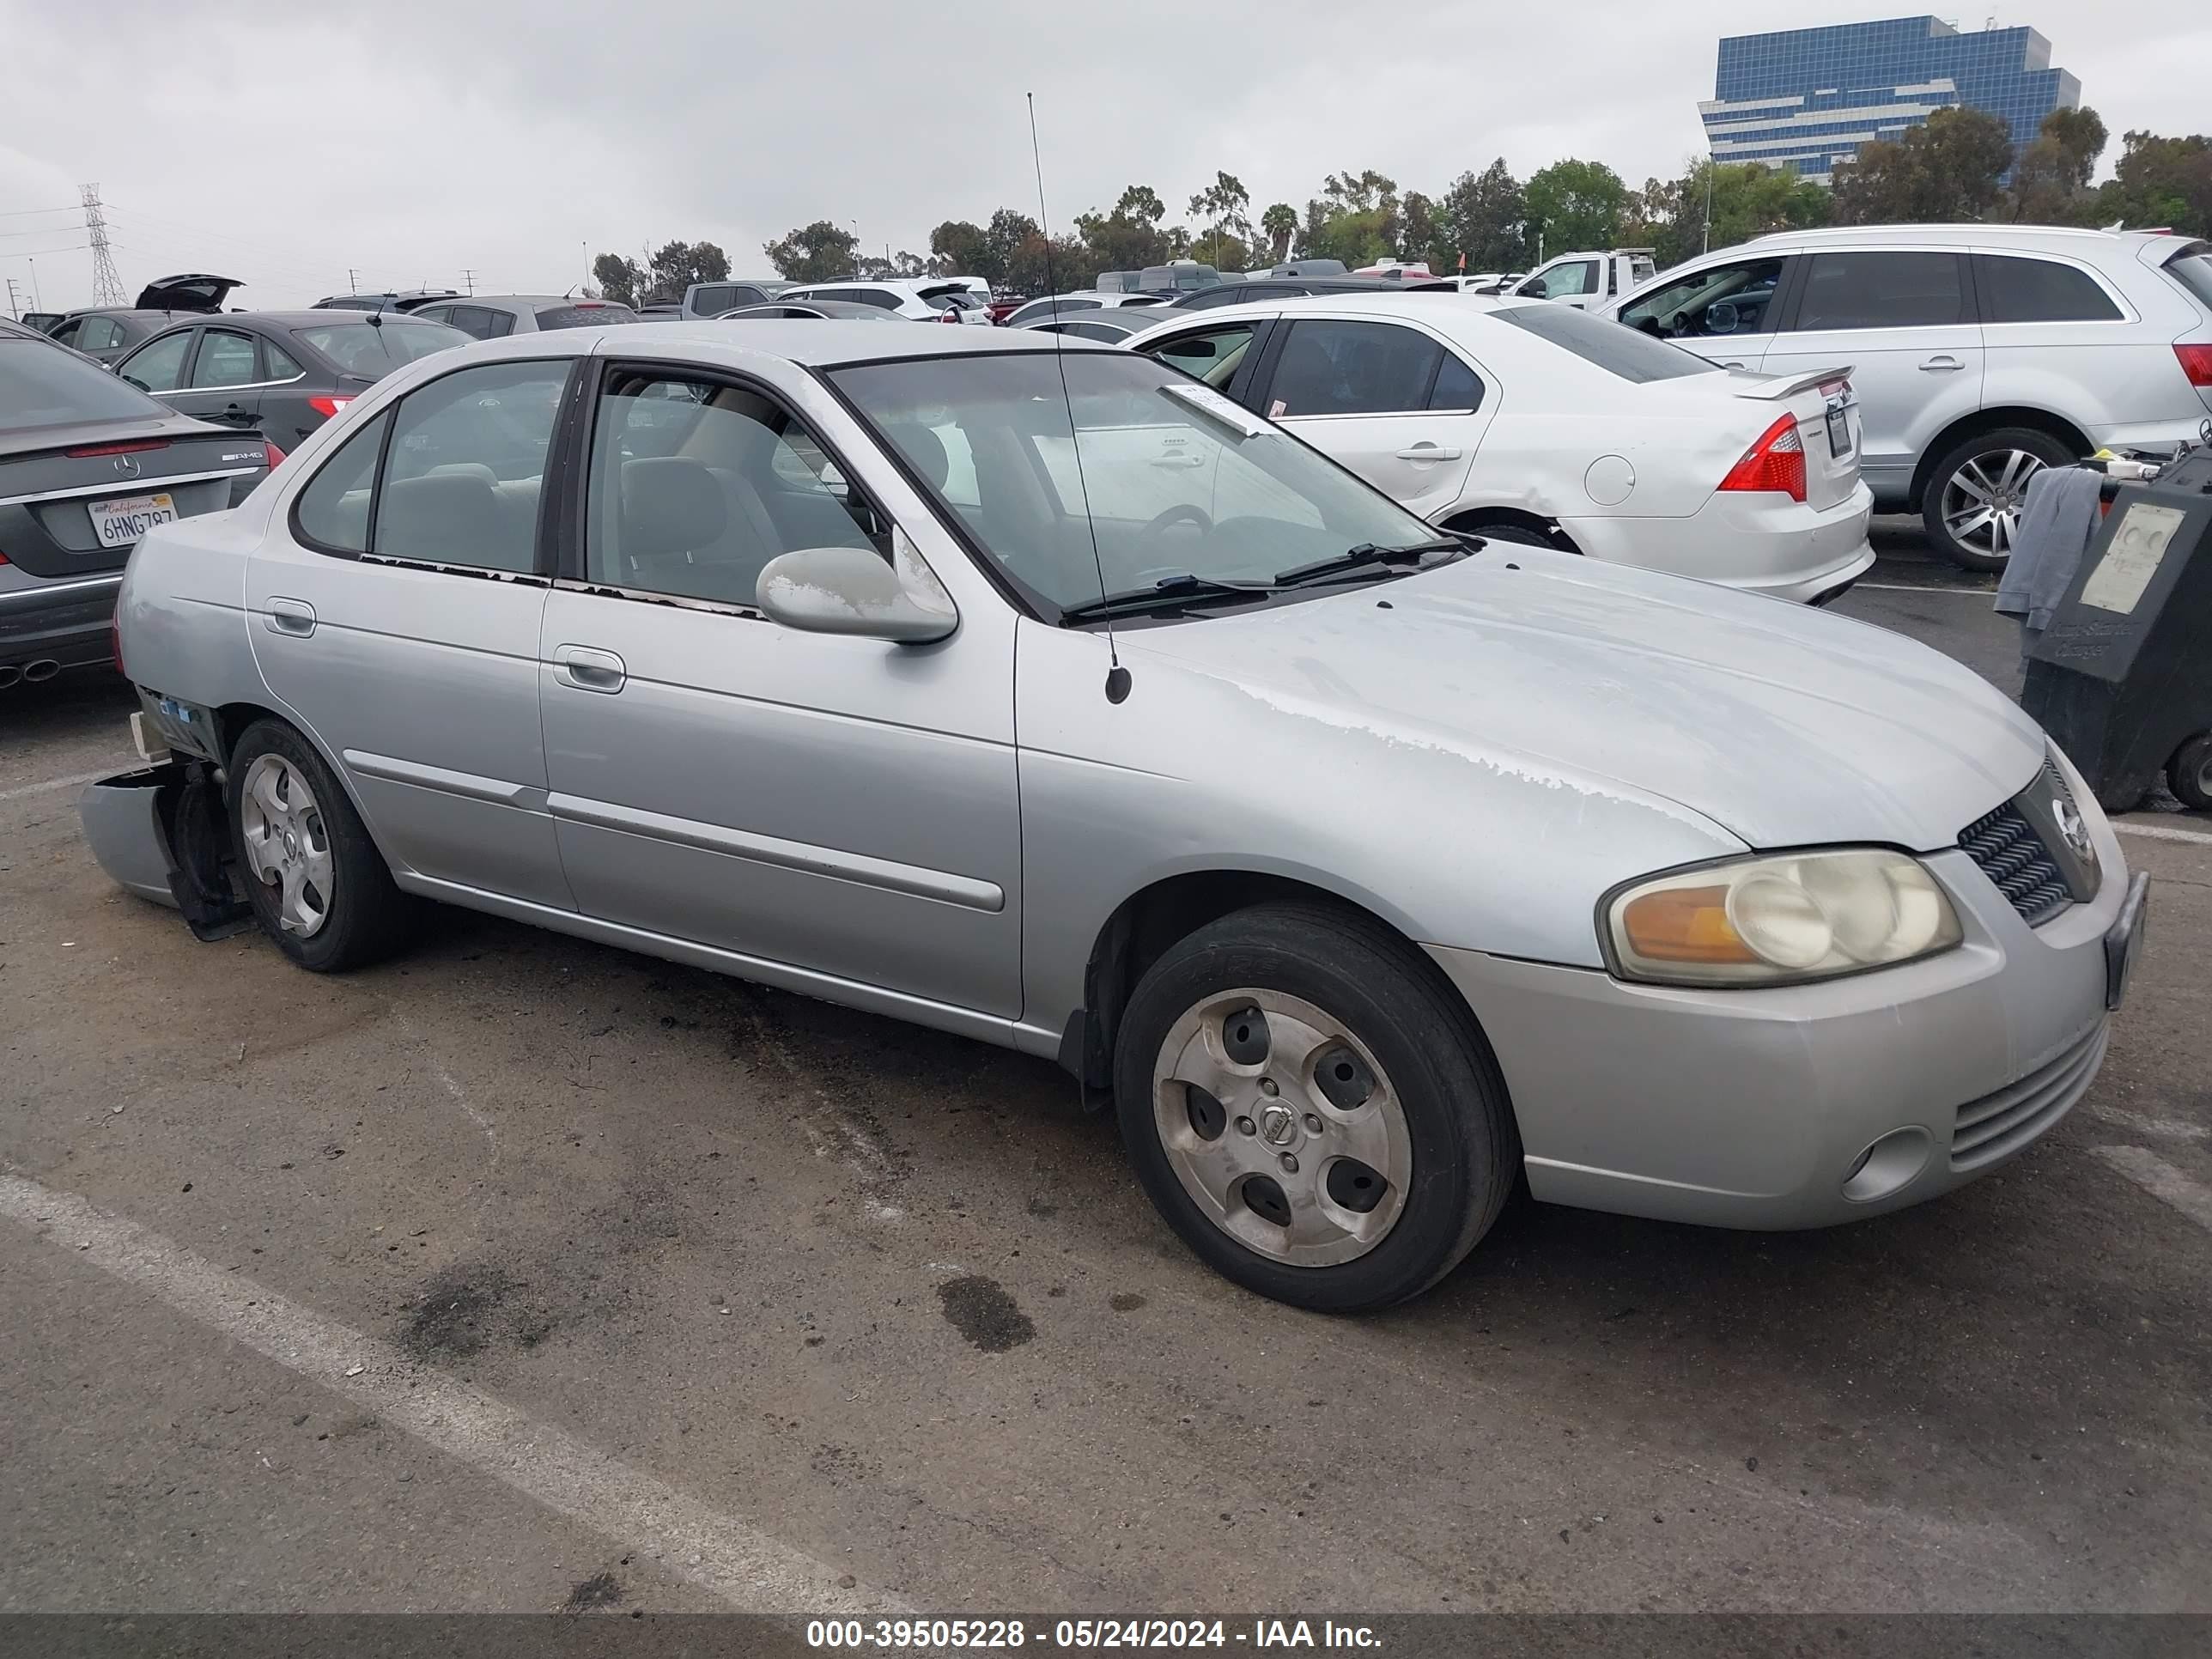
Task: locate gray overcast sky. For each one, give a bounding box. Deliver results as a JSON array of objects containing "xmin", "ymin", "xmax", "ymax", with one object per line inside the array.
[{"xmin": 3, "ymin": 1, "xmax": 2209, "ymax": 312}]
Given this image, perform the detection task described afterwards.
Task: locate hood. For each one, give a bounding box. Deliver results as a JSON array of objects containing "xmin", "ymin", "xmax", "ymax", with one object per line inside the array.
[
  {"xmin": 134, "ymin": 273, "xmax": 243, "ymax": 312},
  {"xmin": 1121, "ymin": 552, "xmax": 2045, "ymax": 853}
]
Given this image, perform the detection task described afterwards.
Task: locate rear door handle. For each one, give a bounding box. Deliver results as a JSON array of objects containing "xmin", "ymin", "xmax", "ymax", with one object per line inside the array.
[
  {"xmin": 264, "ymin": 597, "xmax": 316, "ymax": 637},
  {"xmin": 1919, "ymin": 356, "xmax": 1964, "ymax": 372},
  {"xmin": 1395, "ymin": 444, "xmax": 1463, "ymax": 462},
  {"xmin": 553, "ymin": 644, "xmax": 626, "ymax": 694}
]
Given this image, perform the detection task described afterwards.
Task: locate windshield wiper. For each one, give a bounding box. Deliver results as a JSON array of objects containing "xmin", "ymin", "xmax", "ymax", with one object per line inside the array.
[
  {"xmin": 1059, "ymin": 572, "xmax": 1275, "ymax": 624},
  {"xmin": 1271, "ymin": 537, "xmax": 1469, "ymax": 589}
]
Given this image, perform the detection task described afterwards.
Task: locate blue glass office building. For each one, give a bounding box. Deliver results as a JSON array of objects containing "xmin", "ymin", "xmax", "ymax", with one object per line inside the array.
[{"xmin": 1699, "ymin": 16, "xmax": 2080, "ymax": 184}]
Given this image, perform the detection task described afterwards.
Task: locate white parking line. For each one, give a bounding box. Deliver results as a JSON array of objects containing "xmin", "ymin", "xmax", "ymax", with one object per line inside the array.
[
  {"xmin": 0, "ymin": 1171, "xmax": 902, "ymax": 1616},
  {"xmin": 2089, "ymin": 1105, "xmax": 2209, "ymax": 1142},
  {"xmin": 0, "ymin": 764, "xmax": 127, "ymax": 805},
  {"xmin": 2094, "ymin": 1146, "xmax": 2212, "ymax": 1234},
  {"xmin": 2112, "ymin": 820, "xmax": 2212, "ymax": 846}
]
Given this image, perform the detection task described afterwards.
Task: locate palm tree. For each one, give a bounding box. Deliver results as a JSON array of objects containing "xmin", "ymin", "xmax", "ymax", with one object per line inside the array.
[{"xmin": 1261, "ymin": 203, "xmax": 1297, "ymax": 263}]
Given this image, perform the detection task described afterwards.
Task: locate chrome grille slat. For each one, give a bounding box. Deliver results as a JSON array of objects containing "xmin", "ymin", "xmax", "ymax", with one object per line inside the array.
[
  {"xmin": 1948, "ymin": 1023, "xmax": 2108, "ymax": 1170},
  {"xmin": 1959, "ymin": 801, "xmax": 2072, "ymax": 926}
]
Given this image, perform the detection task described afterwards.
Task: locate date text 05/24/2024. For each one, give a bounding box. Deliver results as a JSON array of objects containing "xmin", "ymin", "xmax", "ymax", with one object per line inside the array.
[{"xmin": 806, "ymin": 1619, "xmax": 1382, "ymax": 1650}]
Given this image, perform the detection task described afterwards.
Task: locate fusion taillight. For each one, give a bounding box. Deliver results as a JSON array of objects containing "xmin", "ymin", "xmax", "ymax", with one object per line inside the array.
[
  {"xmin": 1718, "ymin": 414, "xmax": 1807, "ymax": 503},
  {"xmin": 65, "ymin": 438, "xmax": 169, "ymax": 459},
  {"xmin": 2175, "ymin": 344, "xmax": 2212, "ymax": 387},
  {"xmin": 307, "ymin": 395, "xmax": 353, "ymax": 420}
]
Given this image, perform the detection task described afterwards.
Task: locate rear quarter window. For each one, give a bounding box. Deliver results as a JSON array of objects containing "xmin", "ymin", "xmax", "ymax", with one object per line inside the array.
[
  {"xmin": 1978, "ymin": 256, "xmax": 2124, "ymax": 323},
  {"xmin": 1490, "ymin": 304, "xmax": 1719, "ymax": 383},
  {"xmin": 2162, "ymin": 249, "xmax": 2212, "ymax": 311}
]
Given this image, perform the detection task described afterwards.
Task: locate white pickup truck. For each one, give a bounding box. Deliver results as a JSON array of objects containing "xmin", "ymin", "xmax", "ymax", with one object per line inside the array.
[{"xmin": 1507, "ymin": 249, "xmax": 1656, "ymax": 310}]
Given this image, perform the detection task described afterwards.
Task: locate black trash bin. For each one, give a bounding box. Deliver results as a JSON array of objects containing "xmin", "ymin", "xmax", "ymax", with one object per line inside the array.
[{"xmin": 2022, "ymin": 447, "xmax": 2212, "ymax": 812}]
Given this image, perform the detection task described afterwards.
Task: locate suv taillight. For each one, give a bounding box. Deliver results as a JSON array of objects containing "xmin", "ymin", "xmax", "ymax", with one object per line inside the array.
[
  {"xmin": 1718, "ymin": 414, "xmax": 1807, "ymax": 503},
  {"xmin": 2175, "ymin": 344, "xmax": 2212, "ymax": 387}
]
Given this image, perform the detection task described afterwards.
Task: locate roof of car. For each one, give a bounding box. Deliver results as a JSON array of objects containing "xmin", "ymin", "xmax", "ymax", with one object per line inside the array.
[
  {"xmin": 1123, "ymin": 290, "xmax": 1516, "ymax": 338},
  {"xmin": 719, "ymin": 299, "xmax": 901, "ymax": 319},
  {"xmin": 447, "ymin": 319, "xmax": 1117, "ymax": 370},
  {"xmin": 1742, "ymin": 223, "xmax": 2182, "ymax": 251},
  {"xmin": 433, "ymin": 295, "xmax": 636, "ymax": 309}
]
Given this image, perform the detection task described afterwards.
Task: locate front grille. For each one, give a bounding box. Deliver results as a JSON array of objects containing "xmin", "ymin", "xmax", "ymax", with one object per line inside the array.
[
  {"xmin": 1949, "ymin": 1022, "xmax": 2108, "ymax": 1170},
  {"xmin": 1959, "ymin": 802, "xmax": 2072, "ymax": 925}
]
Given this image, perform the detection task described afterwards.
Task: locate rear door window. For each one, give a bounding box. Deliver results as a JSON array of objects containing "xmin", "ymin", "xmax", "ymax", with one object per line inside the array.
[
  {"xmin": 691, "ymin": 285, "xmax": 739, "ymax": 315},
  {"xmin": 1791, "ymin": 252, "xmax": 1966, "ymax": 331},
  {"xmin": 1263, "ymin": 320, "xmax": 1444, "ymax": 416},
  {"xmin": 75, "ymin": 317, "xmax": 124, "ymax": 351},
  {"xmin": 189, "ymin": 328, "xmax": 261, "ymax": 388},
  {"xmin": 371, "ymin": 360, "xmax": 572, "ymax": 571},
  {"xmin": 1977, "ymin": 256, "xmax": 2124, "ymax": 323},
  {"xmin": 118, "ymin": 329, "xmax": 192, "ymax": 392}
]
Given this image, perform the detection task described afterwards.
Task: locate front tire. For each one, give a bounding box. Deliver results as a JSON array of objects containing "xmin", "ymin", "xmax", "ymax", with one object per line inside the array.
[
  {"xmin": 227, "ymin": 719, "xmax": 413, "ymax": 972},
  {"xmin": 1920, "ymin": 427, "xmax": 2078, "ymax": 573},
  {"xmin": 1113, "ymin": 903, "xmax": 1517, "ymax": 1313}
]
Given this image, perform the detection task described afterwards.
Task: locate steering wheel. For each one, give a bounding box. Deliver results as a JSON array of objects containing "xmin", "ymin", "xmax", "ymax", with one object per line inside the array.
[{"xmin": 1139, "ymin": 504, "xmax": 1213, "ymax": 550}]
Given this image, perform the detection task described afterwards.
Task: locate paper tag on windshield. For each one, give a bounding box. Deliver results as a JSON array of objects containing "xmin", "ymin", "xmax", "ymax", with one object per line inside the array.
[
  {"xmin": 1162, "ymin": 381, "xmax": 1270, "ymax": 439},
  {"xmin": 1268, "ymin": 399, "xmax": 1286, "ymax": 417}
]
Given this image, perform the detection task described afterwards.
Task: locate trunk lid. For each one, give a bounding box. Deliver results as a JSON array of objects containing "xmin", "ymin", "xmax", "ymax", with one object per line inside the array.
[
  {"xmin": 133, "ymin": 273, "xmax": 244, "ymax": 313},
  {"xmin": 0, "ymin": 420, "xmax": 269, "ymax": 577}
]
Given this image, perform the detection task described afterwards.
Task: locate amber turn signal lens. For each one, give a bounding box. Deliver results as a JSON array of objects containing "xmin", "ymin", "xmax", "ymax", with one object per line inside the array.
[{"xmin": 1619, "ymin": 884, "xmax": 1759, "ymax": 964}]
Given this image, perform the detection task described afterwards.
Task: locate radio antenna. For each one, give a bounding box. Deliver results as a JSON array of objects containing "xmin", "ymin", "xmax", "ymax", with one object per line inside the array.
[{"xmin": 1027, "ymin": 92, "xmax": 1128, "ymax": 703}]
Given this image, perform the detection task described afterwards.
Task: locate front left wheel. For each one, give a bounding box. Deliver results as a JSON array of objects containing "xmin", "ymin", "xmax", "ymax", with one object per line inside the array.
[
  {"xmin": 1113, "ymin": 903, "xmax": 1518, "ymax": 1313},
  {"xmin": 227, "ymin": 719, "xmax": 414, "ymax": 972}
]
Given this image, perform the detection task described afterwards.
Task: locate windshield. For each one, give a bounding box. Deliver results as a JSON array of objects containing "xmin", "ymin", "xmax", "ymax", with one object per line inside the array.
[
  {"xmin": 294, "ymin": 320, "xmax": 468, "ymax": 377},
  {"xmin": 0, "ymin": 337, "xmax": 170, "ymax": 428},
  {"xmin": 830, "ymin": 349, "xmax": 1443, "ymax": 617},
  {"xmin": 534, "ymin": 304, "xmax": 642, "ymax": 329}
]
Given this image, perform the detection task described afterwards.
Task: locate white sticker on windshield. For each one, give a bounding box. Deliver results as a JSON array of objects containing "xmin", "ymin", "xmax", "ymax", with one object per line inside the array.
[{"xmin": 1162, "ymin": 381, "xmax": 1270, "ymax": 439}]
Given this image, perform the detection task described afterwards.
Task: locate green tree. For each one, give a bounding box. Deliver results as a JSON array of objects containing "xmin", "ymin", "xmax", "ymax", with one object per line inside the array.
[
  {"xmin": 1398, "ymin": 191, "xmax": 1440, "ymax": 270},
  {"xmin": 1437, "ymin": 160, "xmax": 1527, "ymax": 271},
  {"xmin": 1261, "ymin": 202, "xmax": 1297, "ymax": 262},
  {"xmin": 762, "ymin": 221, "xmax": 860, "ymax": 283},
  {"xmin": 983, "ymin": 210, "xmax": 1042, "ymax": 283},
  {"xmin": 1004, "ymin": 230, "xmax": 1093, "ymax": 296},
  {"xmin": 1631, "ymin": 160, "xmax": 1832, "ymax": 268},
  {"xmin": 1523, "ymin": 159, "xmax": 1629, "ymax": 257},
  {"xmin": 1115, "ymin": 185, "xmax": 1166, "ymax": 225},
  {"xmin": 590, "ymin": 252, "xmax": 644, "ymax": 307},
  {"xmin": 1188, "ymin": 171, "xmax": 1253, "ymax": 269},
  {"xmin": 2096, "ymin": 129, "xmax": 2212, "ymax": 237},
  {"xmin": 1300, "ymin": 169, "xmax": 1401, "ymax": 268},
  {"xmin": 2008, "ymin": 108, "xmax": 2108, "ymax": 224},
  {"xmin": 1832, "ymin": 106, "xmax": 2014, "ymax": 225},
  {"xmin": 643, "ymin": 240, "xmax": 730, "ymax": 304},
  {"xmin": 929, "ymin": 221, "xmax": 992, "ymax": 279}
]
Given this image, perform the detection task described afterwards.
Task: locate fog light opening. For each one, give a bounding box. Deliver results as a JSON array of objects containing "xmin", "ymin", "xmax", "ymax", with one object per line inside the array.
[{"xmin": 1841, "ymin": 1127, "xmax": 1934, "ymax": 1204}]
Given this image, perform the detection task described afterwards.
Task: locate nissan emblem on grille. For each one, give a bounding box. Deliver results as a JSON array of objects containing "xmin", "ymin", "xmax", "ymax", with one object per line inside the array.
[{"xmin": 1959, "ymin": 759, "xmax": 2100, "ymax": 927}]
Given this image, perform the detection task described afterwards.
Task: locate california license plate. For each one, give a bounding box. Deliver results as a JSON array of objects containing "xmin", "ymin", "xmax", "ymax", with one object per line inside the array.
[{"xmin": 88, "ymin": 491, "xmax": 177, "ymax": 550}]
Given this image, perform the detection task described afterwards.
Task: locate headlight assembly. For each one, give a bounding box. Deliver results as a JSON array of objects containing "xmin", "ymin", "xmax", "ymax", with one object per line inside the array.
[{"xmin": 1601, "ymin": 848, "xmax": 1963, "ymax": 988}]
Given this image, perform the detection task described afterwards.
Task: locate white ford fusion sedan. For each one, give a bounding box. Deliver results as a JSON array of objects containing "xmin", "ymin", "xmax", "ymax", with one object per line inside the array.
[
  {"xmin": 1123, "ymin": 292, "xmax": 1877, "ymax": 604},
  {"xmin": 82, "ymin": 323, "xmax": 2146, "ymax": 1311}
]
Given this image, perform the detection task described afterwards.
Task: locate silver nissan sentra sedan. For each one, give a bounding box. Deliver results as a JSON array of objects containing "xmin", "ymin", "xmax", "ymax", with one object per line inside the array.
[{"xmin": 82, "ymin": 322, "xmax": 2149, "ymax": 1312}]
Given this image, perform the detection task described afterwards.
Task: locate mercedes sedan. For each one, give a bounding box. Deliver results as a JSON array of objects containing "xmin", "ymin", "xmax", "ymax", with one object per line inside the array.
[{"xmin": 81, "ymin": 323, "xmax": 2146, "ymax": 1311}]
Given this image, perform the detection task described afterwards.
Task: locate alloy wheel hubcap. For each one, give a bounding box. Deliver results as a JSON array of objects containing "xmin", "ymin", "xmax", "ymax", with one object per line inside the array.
[
  {"xmin": 238, "ymin": 755, "xmax": 333, "ymax": 937},
  {"xmin": 1152, "ymin": 988, "xmax": 1413, "ymax": 1267},
  {"xmin": 1943, "ymin": 448, "xmax": 2047, "ymax": 559}
]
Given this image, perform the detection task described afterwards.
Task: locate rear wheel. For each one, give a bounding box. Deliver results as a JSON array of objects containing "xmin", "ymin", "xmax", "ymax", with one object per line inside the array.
[
  {"xmin": 1920, "ymin": 426, "xmax": 2078, "ymax": 573},
  {"xmin": 2168, "ymin": 734, "xmax": 2212, "ymax": 813},
  {"xmin": 227, "ymin": 719, "xmax": 414, "ymax": 972},
  {"xmin": 1113, "ymin": 903, "xmax": 1517, "ymax": 1313}
]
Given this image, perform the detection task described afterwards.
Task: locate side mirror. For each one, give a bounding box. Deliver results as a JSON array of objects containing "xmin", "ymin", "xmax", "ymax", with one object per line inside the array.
[
  {"xmin": 757, "ymin": 534, "xmax": 957, "ymax": 644},
  {"xmin": 1705, "ymin": 301, "xmax": 1741, "ymax": 336}
]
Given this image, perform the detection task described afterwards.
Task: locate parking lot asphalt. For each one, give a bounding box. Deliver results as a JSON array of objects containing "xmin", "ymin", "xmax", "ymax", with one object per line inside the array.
[{"xmin": 3, "ymin": 535, "xmax": 2209, "ymax": 1617}]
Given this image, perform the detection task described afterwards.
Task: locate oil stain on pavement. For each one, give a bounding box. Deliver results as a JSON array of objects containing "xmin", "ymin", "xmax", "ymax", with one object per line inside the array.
[{"xmin": 936, "ymin": 1274, "xmax": 1035, "ymax": 1352}]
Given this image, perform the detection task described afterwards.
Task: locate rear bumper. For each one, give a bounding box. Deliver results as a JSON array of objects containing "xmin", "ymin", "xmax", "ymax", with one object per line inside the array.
[
  {"xmin": 1559, "ymin": 483, "xmax": 1876, "ymax": 605},
  {"xmin": 79, "ymin": 765, "xmax": 185, "ymax": 908},
  {"xmin": 0, "ymin": 572, "xmax": 120, "ymax": 667}
]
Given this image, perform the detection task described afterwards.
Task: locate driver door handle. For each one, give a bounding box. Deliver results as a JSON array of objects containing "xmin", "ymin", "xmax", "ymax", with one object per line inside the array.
[
  {"xmin": 1919, "ymin": 356, "xmax": 1965, "ymax": 373},
  {"xmin": 552, "ymin": 644, "xmax": 626, "ymax": 694},
  {"xmin": 1395, "ymin": 444, "xmax": 1462, "ymax": 462}
]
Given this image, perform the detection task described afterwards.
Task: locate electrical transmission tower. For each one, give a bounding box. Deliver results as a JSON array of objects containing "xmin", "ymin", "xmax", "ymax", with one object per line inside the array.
[{"xmin": 82, "ymin": 183, "xmax": 125, "ymax": 307}]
